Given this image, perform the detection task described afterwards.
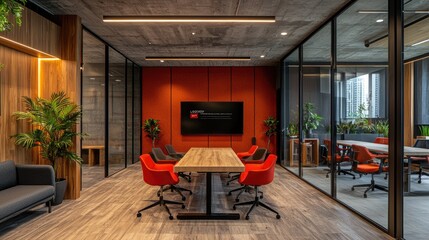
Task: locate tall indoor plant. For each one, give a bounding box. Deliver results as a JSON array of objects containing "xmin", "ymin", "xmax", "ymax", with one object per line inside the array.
[
  {"xmin": 303, "ymin": 102, "xmax": 323, "ymax": 137},
  {"xmin": 12, "ymin": 92, "xmax": 84, "ymax": 205},
  {"xmin": 264, "ymin": 116, "xmax": 278, "ymax": 152},
  {"xmin": 143, "ymin": 118, "xmax": 161, "ymax": 148}
]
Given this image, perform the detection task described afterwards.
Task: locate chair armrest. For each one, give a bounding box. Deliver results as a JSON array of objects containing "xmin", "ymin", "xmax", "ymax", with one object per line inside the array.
[
  {"xmin": 157, "ymin": 160, "xmax": 178, "ymax": 165},
  {"xmin": 16, "ymin": 164, "xmax": 55, "ymax": 186}
]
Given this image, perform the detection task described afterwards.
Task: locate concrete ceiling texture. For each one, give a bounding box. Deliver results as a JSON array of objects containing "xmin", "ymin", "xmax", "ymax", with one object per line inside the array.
[{"xmin": 29, "ymin": 0, "xmax": 352, "ymax": 66}]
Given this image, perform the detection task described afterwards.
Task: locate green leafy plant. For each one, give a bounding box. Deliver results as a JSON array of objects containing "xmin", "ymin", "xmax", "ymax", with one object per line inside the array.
[
  {"xmin": 337, "ymin": 121, "xmax": 356, "ymax": 134},
  {"xmin": 419, "ymin": 125, "xmax": 429, "ymax": 136},
  {"xmin": 287, "ymin": 123, "xmax": 298, "ymax": 137},
  {"xmin": 354, "ymin": 103, "xmax": 374, "ymax": 133},
  {"xmin": 374, "ymin": 120, "xmax": 389, "ymax": 137},
  {"xmin": 0, "ymin": 0, "xmax": 26, "ymax": 32},
  {"xmin": 264, "ymin": 116, "xmax": 278, "ymax": 150},
  {"xmin": 11, "ymin": 92, "xmax": 84, "ymax": 179},
  {"xmin": 303, "ymin": 102, "xmax": 323, "ymax": 136},
  {"xmin": 143, "ymin": 118, "xmax": 161, "ymax": 147}
]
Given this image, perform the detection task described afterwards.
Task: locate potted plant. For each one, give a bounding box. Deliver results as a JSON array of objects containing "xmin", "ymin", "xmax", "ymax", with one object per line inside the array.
[
  {"xmin": 418, "ymin": 125, "xmax": 429, "ymax": 140},
  {"xmin": 11, "ymin": 92, "xmax": 84, "ymax": 205},
  {"xmin": 143, "ymin": 118, "xmax": 161, "ymax": 147},
  {"xmin": 287, "ymin": 123, "xmax": 298, "ymax": 138},
  {"xmin": 264, "ymin": 116, "xmax": 278, "ymax": 152},
  {"xmin": 303, "ymin": 102, "xmax": 323, "ymax": 137}
]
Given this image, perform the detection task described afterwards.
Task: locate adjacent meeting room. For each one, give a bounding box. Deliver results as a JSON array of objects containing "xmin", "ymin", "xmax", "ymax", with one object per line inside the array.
[{"xmin": 0, "ymin": 0, "xmax": 428, "ymax": 239}]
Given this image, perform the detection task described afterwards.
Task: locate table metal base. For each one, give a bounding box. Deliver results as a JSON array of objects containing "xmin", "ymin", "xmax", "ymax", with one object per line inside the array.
[{"xmin": 177, "ymin": 172, "xmax": 241, "ymax": 220}]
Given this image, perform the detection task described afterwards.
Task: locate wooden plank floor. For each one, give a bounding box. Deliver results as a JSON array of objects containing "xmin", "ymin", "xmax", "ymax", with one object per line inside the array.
[{"xmin": 0, "ymin": 164, "xmax": 392, "ymax": 240}]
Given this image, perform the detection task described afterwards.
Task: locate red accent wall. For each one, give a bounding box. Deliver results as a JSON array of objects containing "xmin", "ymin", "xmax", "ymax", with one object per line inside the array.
[{"xmin": 142, "ymin": 66, "xmax": 277, "ymax": 154}]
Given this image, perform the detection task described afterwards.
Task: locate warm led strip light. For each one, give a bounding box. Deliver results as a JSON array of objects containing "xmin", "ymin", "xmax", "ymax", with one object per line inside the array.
[
  {"xmin": 145, "ymin": 57, "xmax": 251, "ymax": 61},
  {"xmin": 103, "ymin": 16, "xmax": 275, "ymax": 23},
  {"xmin": 0, "ymin": 36, "xmax": 59, "ymax": 59},
  {"xmin": 412, "ymin": 38, "xmax": 429, "ymax": 46}
]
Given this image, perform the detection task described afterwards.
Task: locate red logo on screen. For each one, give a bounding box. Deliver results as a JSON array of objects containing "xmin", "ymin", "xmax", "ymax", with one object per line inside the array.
[{"xmin": 190, "ymin": 113, "xmax": 199, "ymax": 119}]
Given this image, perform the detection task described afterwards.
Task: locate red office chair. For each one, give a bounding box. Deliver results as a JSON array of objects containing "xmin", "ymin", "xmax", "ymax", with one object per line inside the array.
[
  {"xmin": 236, "ymin": 145, "xmax": 259, "ymax": 160},
  {"xmin": 351, "ymin": 145, "xmax": 388, "ymax": 198},
  {"xmin": 323, "ymin": 140, "xmax": 355, "ymax": 179},
  {"xmin": 136, "ymin": 154, "xmax": 186, "ymax": 220},
  {"xmin": 232, "ymin": 154, "xmax": 281, "ymax": 220},
  {"xmin": 374, "ymin": 137, "xmax": 389, "ymax": 144}
]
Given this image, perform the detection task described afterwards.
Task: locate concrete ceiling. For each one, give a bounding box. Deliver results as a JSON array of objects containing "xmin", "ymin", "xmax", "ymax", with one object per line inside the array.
[{"xmin": 29, "ymin": 0, "xmax": 351, "ymax": 66}]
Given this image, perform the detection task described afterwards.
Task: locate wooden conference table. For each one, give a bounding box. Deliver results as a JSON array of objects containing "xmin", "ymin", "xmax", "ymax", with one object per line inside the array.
[
  {"xmin": 174, "ymin": 147, "xmax": 245, "ymax": 220},
  {"xmin": 337, "ymin": 140, "xmax": 429, "ymax": 193}
]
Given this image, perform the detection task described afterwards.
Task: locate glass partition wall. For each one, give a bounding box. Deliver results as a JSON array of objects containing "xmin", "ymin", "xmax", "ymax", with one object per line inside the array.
[
  {"xmin": 282, "ymin": 49, "xmax": 299, "ymax": 175},
  {"xmin": 302, "ymin": 24, "xmax": 332, "ymax": 194},
  {"xmin": 403, "ymin": 1, "xmax": 429, "ymax": 239},
  {"xmin": 81, "ymin": 29, "xmax": 142, "ymax": 181}
]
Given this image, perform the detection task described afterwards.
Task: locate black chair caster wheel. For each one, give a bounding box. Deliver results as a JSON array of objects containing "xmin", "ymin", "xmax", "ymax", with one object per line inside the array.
[
  {"xmin": 245, "ymin": 215, "xmax": 250, "ymax": 220},
  {"xmin": 227, "ymin": 192, "xmax": 232, "ymax": 196},
  {"xmin": 276, "ymin": 214, "xmax": 281, "ymax": 219},
  {"xmin": 351, "ymin": 187, "xmax": 354, "ymax": 191},
  {"xmin": 189, "ymin": 191, "xmax": 193, "ymax": 195},
  {"xmin": 233, "ymin": 205, "xmax": 236, "ymax": 210},
  {"xmin": 226, "ymin": 182, "xmax": 230, "ymax": 186},
  {"xmin": 182, "ymin": 196, "xmax": 186, "ymax": 201},
  {"xmin": 260, "ymin": 195, "xmax": 264, "ymax": 199},
  {"xmin": 353, "ymin": 176, "xmax": 356, "ymax": 179},
  {"xmin": 181, "ymin": 204, "xmax": 185, "ymax": 209},
  {"xmin": 326, "ymin": 175, "xmax": 329, "ymax": 178},
  {"xmin": 137, "ymin": 213, "xmax": 142, "ymax": 218},
  {"xmin": 364, "ymin": 194, "xmax": 367, "ymax": 198},
  {"xmin": 169, "ymin": 215, "xmax": 174, "ymax": 220},
  {"xmin": 235, "ymin": 198, "xmax": 239, "ymax": 202},
  {"xmin": 418, "ymin": 180, "xmax": 422, "ymax": 184}
]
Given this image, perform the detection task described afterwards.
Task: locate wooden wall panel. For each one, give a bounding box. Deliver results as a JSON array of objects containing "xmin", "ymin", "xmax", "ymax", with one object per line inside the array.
[
  {"xmin": 208, "ymin": 67, "xmax": 232, "ymax": 148},
  {"xmin": 171, "ymin": 67, "xmax": 209, "ymax": 152},
  {"xmin": 231, "ymin": 67, "xmax": 255, "ymax": 152},
  {"xmin": 142, "ymin": 67, "xmax": 171, "ymax": 154},
  {"xmin": 0, "ymin": 7, "xmax": 60, "ymax": 58},
  {"xmin": 0, "ymin": 46, "xmax": 37, "ymax": 163},
  {"xmin": 404, "ymin": 63, "xmax": 413, "ymax": 147},
  {"xmin": 255, "ymin": 67, "xmax": 277, "ymax": 153}
]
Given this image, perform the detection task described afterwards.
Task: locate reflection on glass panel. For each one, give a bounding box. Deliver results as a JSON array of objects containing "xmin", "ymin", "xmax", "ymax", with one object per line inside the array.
[
  {"xmin": 126, "ymin": 60, "xmax": 133, "ymax": 166},
  {"xmin": 404, "ymin": 1, "xmax": 429, "ymax": 239},
  {"xmin": 336, "ymin": 0, "xmax": 388, "ymax": 229},
  {"xmin": 81, "ymin": 30, "xmax": 106, "ymax": 187},
  {"xmin": 133, "ymin": 65, "xmax": 142, "ymax": 163},
  {"xmin": 282, "ymin": 49, "xmax": 299, "ymax": 175},
  {"xmin": 108, "ymin": 48, "xmax": 126, "ymax": 175},
  {"xmin": 302, "ymin": 23, "xmax": 331, "ymax": 194}
]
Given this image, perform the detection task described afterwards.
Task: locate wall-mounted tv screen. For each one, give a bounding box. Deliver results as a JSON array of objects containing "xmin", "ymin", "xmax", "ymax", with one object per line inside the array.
[{"xmin": 181, "ymin": 102, "xmax": 243, "ymax": 135}]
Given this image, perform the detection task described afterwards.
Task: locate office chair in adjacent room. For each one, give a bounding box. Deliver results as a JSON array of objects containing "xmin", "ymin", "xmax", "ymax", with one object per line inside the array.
[
  {"xmin": 409, "ymin": 139, "xmax": 429, "ymax": 183},
  {"xmin": 374, "ymin": 137, "xmax": 389, "ymax": 144},
  {"xmin": 152, "ymin": 147, "xmax": 192, "ymax": 182},
  {"xmin": 351, "ymin": 145, "xmax": 388, "ymax": 198},
  {"xmin": 136, "ymin": 154, "xmax": 186, "ymax": 220},
  {"xmin": 165, "ymin": 144, "xmax": 185, "ymax": 159},
  {"xmin": 323, "ymin": 139, "xmax": 355, "ymax": 179},
  {"xmin": 232, "ymin": 154, "xmax": 280, "ymax": 220}
]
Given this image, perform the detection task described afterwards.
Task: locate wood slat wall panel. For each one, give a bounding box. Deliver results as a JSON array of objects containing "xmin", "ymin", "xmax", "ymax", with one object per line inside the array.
[
  {"xmin": 0, "ymin": 7, "xmax": 60, "ymax": 58},
  {"xmin": 404, "ymin": 63, "xmax": 413, "ymax": 146},
  {"xmin": 0, "ymin": 46, "xmax": 37, "ymax": 163}
]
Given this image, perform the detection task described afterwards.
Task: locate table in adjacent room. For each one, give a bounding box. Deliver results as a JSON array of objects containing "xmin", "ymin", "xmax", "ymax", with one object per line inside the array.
[{"xmin": 174, "ymin": 147, "xmax": 245, "ymax": 220}]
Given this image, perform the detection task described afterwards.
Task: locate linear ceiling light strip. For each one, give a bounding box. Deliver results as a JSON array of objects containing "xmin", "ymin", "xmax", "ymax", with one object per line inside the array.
[
  {"xmin": 145, "ymin": 57, "xmax": 251, "ymax": 61},
  {"xmin": 103, "ymin": 16, "xmax": 275, "ymax": 23}
]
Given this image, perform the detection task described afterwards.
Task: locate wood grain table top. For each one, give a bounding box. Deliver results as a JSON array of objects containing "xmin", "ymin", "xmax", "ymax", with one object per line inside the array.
[
  {"xmin": 337, "ymin": 140, "xmax": 429, "ymax": 156},
  {"xmin": 174, "ymin": 148, "xmax": 245, "ymax": 173}
]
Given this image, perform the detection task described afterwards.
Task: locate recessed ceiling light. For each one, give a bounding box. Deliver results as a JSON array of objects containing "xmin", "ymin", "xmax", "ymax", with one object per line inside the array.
[
  {"xmin": 146, "ymin": 56, "xmax": 251, "ymax": 61},
  {"xmin": 115, "ymin": 79, "xmax": 121, "ymax": 82},
  {"xmin": 281, "ymin": 32, "xmax": 287, "ymax": 36},
  {"xmin": 109, "ymin": 73, "xmax": 113, "ymax": 77},
  {"xmin": 260, "ymin": 55, "xmax": 265, "ymax": 58},
  {"xmin": 192, "ymin": 32, "xmax": 196, "ymax": 35},
  {"xmin": 200, "ymin": 52, "xmax": 204, "ymax": 55},
  {"xmin": 148, "ymin": 42, "xmax": 152, "ymax": 45},
  {"xmin": 101, "ymin": 83, "xmax": 105, "ymax": 86},
  {"xmin": 89, "ymin": 77, "xmax": 95, "ymax": 80},
  {"xmin": 160, "ymin": 60, "xmax": 164, "ymax": 63},
  {"xmin": 103, "ymin": 16, "xmax": 276, "ymax": 23},
  {"xmin": 376, "ymin": 19, "xmax": 384, "ymax": 23}
]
